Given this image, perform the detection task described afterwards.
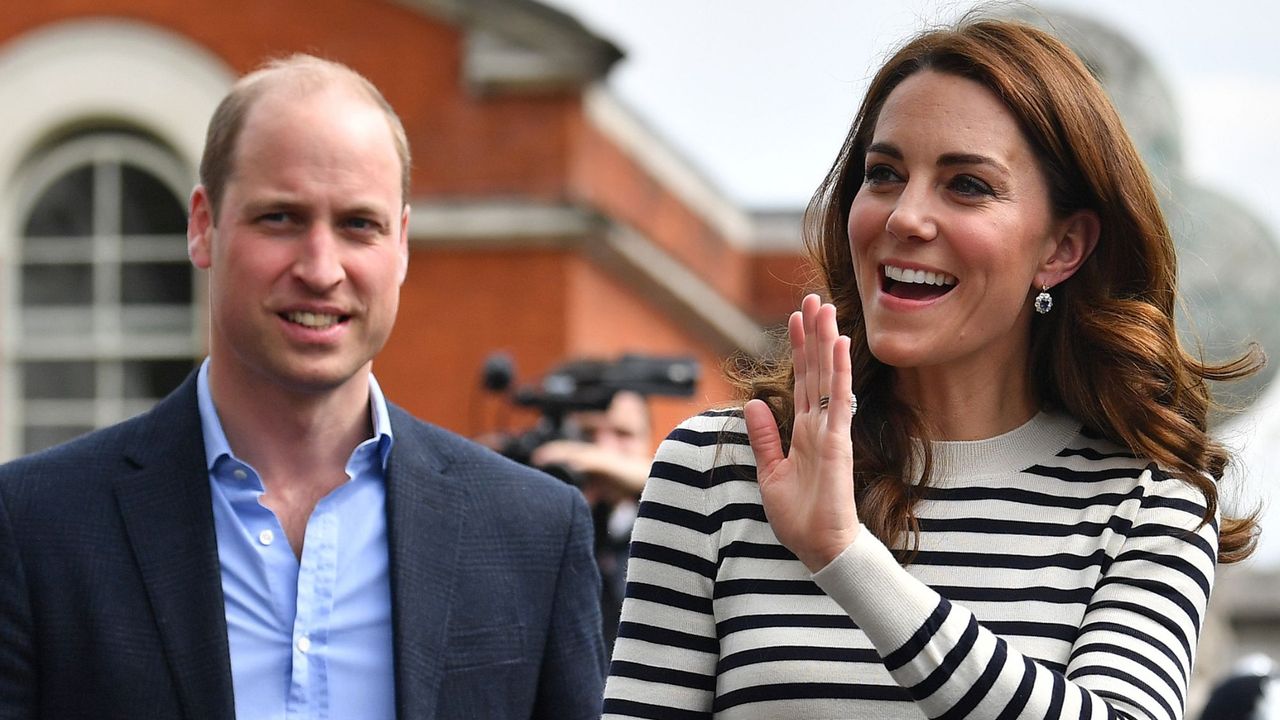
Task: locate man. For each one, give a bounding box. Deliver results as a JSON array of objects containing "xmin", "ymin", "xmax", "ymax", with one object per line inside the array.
[
  {"xmin": 531, "ymin": 390, "xmax": 653, "ymax": 500},
  {"xmin": 531, "ymin": 390, "xmax": 652, "ymax": 647},
  {"xmin": 0, "ymin": 55, "xmax": 605, "ymax": 719}
]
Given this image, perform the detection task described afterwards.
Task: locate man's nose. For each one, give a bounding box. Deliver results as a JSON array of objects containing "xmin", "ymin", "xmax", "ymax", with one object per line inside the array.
[{"xmin": 292, "ymin": 224, "xmax": 346, "ymax": 290}]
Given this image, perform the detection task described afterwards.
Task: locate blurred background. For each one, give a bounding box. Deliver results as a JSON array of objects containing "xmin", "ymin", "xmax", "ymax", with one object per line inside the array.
[{"xmin": 0, "ymin": 0, "xmax": 1273, "ymax": 714}]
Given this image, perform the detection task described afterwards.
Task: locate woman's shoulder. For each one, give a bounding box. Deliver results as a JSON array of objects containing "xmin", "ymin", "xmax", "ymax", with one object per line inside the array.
[
  {"xmin": 1053, "ymin": 418, "xmax": 1211, "ymax": 512},
  {"xmin": 663, "ymin": 407, "xmax": 749, "ymax": 444},
  {"xmin": 1051, "ymin": 419, "xmax": 1145, "ymax": 467},
  {"xmin": 647, "ymin": 407, "xmax": 758, "ymax": 489}
]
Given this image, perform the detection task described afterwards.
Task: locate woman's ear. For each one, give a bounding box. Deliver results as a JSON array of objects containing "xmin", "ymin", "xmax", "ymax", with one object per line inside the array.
[{"xmin": 1036, "ymin": 209, "xmax": 1100, "ymax": 288}]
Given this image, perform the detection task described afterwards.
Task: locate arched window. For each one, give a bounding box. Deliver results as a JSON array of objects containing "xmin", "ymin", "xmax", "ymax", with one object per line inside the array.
[{"xmin": 10, "ymin": 133, "xmax": 200, "ymax": 454}]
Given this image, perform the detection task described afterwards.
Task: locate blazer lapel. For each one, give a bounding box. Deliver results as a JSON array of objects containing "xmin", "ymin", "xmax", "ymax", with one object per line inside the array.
[
  {"xmin": 114, "ymin": 375, "xmax": 235, "ymax": 720},
  {"xmin": 385, "ymin": 407, "xmax": 467, "ymax": 720}
]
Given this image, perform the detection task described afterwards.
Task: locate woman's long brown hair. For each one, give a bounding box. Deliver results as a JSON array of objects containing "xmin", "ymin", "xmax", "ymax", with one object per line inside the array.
[{"xmin": 732, "ymin": 17, "xmax": 1261, "ymax": 564}]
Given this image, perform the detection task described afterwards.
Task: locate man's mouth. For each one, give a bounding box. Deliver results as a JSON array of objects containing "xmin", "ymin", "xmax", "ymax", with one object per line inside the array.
[
  {"xmin": 283, "ymin": 311, "xmax": 347, "ymax": 330},
  {"xmin": 881, "ymin": 263, "xmax": 957, "ymax": 301}
]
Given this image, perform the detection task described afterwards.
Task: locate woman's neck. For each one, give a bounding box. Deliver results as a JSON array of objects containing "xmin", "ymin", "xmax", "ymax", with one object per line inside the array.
[{"xmin": 894, "ymin": 352, "xmax": 1038, "ymax": 441}]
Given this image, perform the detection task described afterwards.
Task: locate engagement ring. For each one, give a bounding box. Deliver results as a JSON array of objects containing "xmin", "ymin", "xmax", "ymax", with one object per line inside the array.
[{"xmin": 818, "ymin": 394, "xmax": 857, "ymax": 417}]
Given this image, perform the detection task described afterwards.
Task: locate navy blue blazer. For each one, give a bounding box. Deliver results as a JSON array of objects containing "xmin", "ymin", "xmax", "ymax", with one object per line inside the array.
[{"xmin": 0, "ymin": 374, "xmax": 606, "ymax": 719}]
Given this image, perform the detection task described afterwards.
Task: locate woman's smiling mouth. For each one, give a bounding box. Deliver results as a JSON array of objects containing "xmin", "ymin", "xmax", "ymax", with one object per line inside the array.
[{"xmin": 881, "ymin": 263, "xmax": 957, "ymax": 301}]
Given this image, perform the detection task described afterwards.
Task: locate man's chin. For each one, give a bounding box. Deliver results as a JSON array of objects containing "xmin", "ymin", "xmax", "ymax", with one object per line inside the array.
[{"xmin": 259, "ymin": 358, "xmax": 373, "ymax": 397}]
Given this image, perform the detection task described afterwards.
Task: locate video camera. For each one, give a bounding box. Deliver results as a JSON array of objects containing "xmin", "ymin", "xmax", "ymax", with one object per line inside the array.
[{"xmin": 482, "ymin": 352, "xmax": 699, "ymax": 473}]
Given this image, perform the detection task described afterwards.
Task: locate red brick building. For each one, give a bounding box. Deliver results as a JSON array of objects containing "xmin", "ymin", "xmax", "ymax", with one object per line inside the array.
[{"xmin": 0, "ymin": 0, "xmax": 810, "ymax": 457}]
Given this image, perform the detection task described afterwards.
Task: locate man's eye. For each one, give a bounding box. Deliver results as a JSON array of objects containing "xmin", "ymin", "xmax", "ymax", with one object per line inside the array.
[{"xmin": 259, "ymin": 212, "xmax": 291, "ymax": 224}]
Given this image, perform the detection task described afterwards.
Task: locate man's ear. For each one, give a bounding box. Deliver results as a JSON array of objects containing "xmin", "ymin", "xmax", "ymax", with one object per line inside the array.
[
  {"xmin": 188, "ymin": 185, "xmax": 215, "ymax": 270},
  {"xmin": 1036, "ymin": 209, "xmax": 1100, "ymax": 289},
  {"xmin": 397, "ymin": 203, "xmax": 411, "ymax": 285}
]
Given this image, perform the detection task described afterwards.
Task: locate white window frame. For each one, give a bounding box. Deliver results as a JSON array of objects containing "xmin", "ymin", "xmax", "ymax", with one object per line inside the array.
[
  {"xmin": 13, "ymin": 133, "xmax": 199, "ymax": 453},
  {"xmin": 0, "ymin": 19, "xmax": 232, "ymax": 458}
]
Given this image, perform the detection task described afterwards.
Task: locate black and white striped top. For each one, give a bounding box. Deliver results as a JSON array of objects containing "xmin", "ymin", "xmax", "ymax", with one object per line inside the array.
[{"xmin": 603, "ymin": 409, "xmax": 1217, "ymax": 719}]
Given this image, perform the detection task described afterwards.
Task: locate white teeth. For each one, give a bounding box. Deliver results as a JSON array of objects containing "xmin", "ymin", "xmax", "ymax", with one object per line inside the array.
[
  {"xmin": 286, "ymin": 311, "xmax": 341, "ymax": 328},
  {"xmin": 883, "ymin": 264, "xmax": 956, "ymax": 286}
]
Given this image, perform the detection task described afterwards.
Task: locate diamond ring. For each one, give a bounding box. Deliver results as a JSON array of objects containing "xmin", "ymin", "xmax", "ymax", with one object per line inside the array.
[{"xmin": 817, "ymin": 394, "xmax": 857, "ymax": 416}]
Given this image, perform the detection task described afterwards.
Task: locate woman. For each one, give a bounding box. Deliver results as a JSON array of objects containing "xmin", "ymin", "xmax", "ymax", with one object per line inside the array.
[{"xmin": 602, "ymin": 16, "xmax": 1259, "ymax": 720}]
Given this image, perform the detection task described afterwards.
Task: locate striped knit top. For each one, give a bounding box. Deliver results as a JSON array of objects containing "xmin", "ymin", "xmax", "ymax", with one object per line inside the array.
[{"xmin": 602, "ymin": 409, "xmax": 1218, "ymax": 719}]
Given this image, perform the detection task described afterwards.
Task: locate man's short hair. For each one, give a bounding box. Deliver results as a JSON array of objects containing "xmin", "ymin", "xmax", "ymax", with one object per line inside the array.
[{"xmin": 198, "ymin": 54, "xmax": 411, "ymax": 219}]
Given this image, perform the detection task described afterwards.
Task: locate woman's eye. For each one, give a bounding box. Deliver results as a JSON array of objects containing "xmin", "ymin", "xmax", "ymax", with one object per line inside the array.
[
  {"xmin": 949, "ymin": 174, "xmax": 994, "ymax": 197},
  {"xmin": 864, "ymin": 164, "xmax": 901, "ymax": 185}
]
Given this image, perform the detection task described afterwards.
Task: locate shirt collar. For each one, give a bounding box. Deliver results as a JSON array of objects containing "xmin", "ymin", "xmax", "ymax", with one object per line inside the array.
[{"xmin": 196, "ymin": 358, "xmax": 395, "ymax": 472}]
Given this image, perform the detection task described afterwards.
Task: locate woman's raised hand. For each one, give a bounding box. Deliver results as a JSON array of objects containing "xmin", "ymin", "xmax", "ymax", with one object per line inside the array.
[{"xmin": 744, "ymin": 293, "xmax": 860, "ymax": 572}]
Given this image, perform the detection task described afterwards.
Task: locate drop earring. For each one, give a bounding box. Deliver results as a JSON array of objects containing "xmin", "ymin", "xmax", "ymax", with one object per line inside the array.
[{"xmin": 1034, "ymin": 285, "xmax": 1053, "ymax": 315}]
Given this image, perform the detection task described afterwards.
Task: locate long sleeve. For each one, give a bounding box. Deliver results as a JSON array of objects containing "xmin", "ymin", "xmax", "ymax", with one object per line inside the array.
[{"xmin": 813, "ymin": 466, "xmax": 1217, "ymax": 720}]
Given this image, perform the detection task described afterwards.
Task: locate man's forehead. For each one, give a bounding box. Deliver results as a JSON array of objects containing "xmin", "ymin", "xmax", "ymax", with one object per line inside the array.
[
  {"xmin": 243, "ymin": 82, "xmax": 380, "ymax": 128},
  {"xmin": 232, "ymin": 87, "xmax": 400, "ymax": 170}
]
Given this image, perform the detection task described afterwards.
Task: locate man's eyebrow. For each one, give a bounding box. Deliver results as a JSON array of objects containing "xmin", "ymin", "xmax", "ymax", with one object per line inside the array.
[
  {"xmin": 339, "ymin": 202, "xmax": 394, "ymax": 223},
  {"xmin": 243, "ymin": 196, "xmax": 302, "ymax": 210},
  {"xmin": 343, "ymin": 201, "xmax": 389, "ymax": 214}
]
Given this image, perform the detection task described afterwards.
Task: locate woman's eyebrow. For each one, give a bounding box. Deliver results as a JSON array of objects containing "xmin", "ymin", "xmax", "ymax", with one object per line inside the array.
[{"xmin": 937, "ymin": 152, "xmax": 1010, "ymax": 176}]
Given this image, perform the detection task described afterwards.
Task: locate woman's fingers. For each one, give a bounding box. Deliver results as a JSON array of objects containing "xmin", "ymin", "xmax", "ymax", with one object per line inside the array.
[
  {"xmin": 793, "ymin": 293, "xmax": 839, "ymax": 415},
  {"xmin": 744, "ymin": 398, "xmax": 784, "ymax": 475},
  {"xmin": 801, "ymin": 294, "xmax": 822, "ymax": 413},
  {"xmin": 791, "ymin": 294, "xmax": 841, "ymax": 419},
  {"xmin": 828, "ymin": 335, "xmax": 854, "ymax": 437},
  {"xmin": 788, "ymin": 310, "xmax": 807, "ymax": 412},
  {"xmin": 815, "ymin": 302, "xmax": 838, "ymax": 413}
]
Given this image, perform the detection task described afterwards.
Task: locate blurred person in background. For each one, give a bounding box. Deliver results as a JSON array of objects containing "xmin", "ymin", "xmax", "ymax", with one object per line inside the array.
[
  {"xmin": 533, "ymin": 390, "xmax": 653, "ymax": 647},
  {"xmin": 1201, "ymin": 655, "xmax": 1279, "ymax": 720}
]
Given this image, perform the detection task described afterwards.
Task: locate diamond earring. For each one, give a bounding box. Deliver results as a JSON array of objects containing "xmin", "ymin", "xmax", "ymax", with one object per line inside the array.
[{"xmin": 1034, "ymin": 285, "xmax": 1053, "ymax": 315}]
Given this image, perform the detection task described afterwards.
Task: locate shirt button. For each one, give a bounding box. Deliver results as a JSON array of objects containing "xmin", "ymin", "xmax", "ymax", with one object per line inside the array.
[
  {"xmin": 258, "ymin": 529, "xmax": 274, "ymax": 546},
  {"xmin": 232, "ymin": 469, "xmax": 247, "ymax": 480},
  {"xmin": 297, "ymin": 635, "xmax": 311, "ymax": 654}
]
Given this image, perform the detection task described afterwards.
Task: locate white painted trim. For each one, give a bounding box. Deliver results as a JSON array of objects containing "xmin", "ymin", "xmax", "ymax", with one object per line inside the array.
[
  {"xmin": 597, "ymin": 223, "xmax": 768, "ymax": 356},
  {"xmin": 0, "ymin": 19, "xmax": 232, "ymax": 195},
  {"xmin": 583, "ymin": 86, "xmax": 759, "ymax": 249},
  {"xmin": 393, "ymin": 0, "xmax": 620, "ymax": 94},
  {"xmin": 407, "ymin": 199, "xmax": 598, "ymax": 244},
  {"xmin": 0, "ymin": 19, "xmax": 231, "ymax": 458},
  {"xmin": 749, "ymin": 210, "xmax": 808, "ymax": 253}
]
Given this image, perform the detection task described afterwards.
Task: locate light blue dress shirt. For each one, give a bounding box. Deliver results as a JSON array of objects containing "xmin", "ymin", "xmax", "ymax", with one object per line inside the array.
[{"xmin": 197, "ymin": 360, "xmax": 397, "ymax": 720}]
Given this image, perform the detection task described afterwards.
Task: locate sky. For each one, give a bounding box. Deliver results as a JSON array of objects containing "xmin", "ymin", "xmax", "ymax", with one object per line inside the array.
[{"xmin": 540, "ymin": 0, "xmax": 1280, "ymax": 566}]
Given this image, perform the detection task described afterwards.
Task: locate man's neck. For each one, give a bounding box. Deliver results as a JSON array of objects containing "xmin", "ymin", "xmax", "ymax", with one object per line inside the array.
[{"xmin": 207, "ymin": 360, "xmax": 374, "ymax": 493}]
